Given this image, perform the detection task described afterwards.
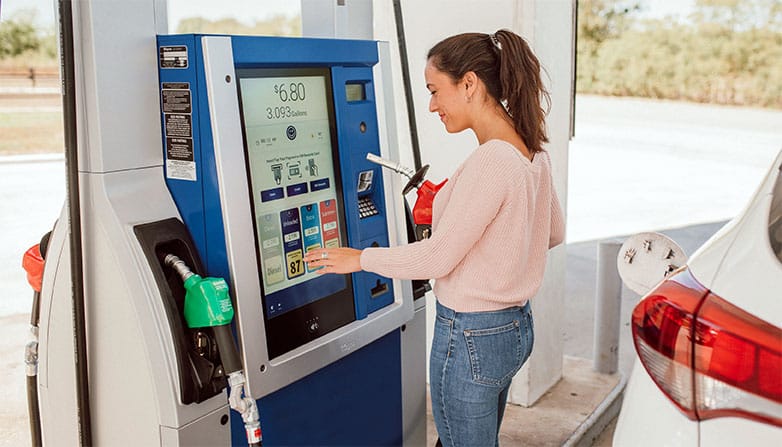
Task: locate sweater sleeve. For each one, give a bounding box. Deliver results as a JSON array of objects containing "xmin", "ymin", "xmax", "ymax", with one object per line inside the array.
[
  {"xmin": 549, "ymin": 185, "xmax": 565, "ymax": 248},
  {"xmin": 545, "ymin": 152, "xmax": 565, "ymax": 248},
  {"xmin": 360, "ymin": 144, "xmax": 519, "ymax": 280}
]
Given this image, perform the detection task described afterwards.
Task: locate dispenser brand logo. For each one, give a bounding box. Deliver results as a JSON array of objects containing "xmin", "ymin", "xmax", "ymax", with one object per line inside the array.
[{"xmin": 286, "ymin": 125, "xmax": 297, "ymax": 140}]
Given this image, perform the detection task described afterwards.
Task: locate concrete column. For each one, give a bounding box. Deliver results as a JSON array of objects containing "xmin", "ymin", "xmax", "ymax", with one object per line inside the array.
[
  {"xmin": 301, "ymin": 0, "xmax": 373, "ymax": 39},
  {"xmin": 508, "ymin": 0, "xmax": 574, "ymax": 407}
]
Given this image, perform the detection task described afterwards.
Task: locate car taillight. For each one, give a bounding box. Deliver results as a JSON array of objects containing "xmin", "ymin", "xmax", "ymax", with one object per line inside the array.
[
  {"xmin": 632, "ymin": 267, "xmax": 782, "ymax": 427},
  {"xmin": 632, "ymin": 268, "xmax": 708, "ymax": 419},
  {"xmin": 694, "ymin": 293, "xmax": 782, "ymax": 425}
]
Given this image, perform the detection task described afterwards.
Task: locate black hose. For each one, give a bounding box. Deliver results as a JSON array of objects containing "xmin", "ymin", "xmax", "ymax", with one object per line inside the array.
[
  {"xmin": 392, "ymin": 0, "xmax": 423, "ymax": 171},
  {"xmin": 213, "ymin": 325, "xmax": 242, "ymax": 375},
  {"xmin": 27, "ymin": 231, "xmax": 51, "ymax": 442},
  {"xmin": 58, "ymin": 0, "xmax": 92, "ymax": 445},
  {"xmin": 26, "ymin": 374, "xmax": 42, "ymax": 447},
  {"xmin": 30, "ymin": 283, "xmax": 42, "ymax": 329},
  {"xmin": 30, "ymin": 231, "xmax": 51, "ymax": 327}
]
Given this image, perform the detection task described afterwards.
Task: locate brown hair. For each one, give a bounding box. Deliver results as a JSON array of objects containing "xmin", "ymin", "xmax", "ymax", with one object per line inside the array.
[{"xmin": 427, "ymin": 29, "xmax": 551, "ymax": 153}]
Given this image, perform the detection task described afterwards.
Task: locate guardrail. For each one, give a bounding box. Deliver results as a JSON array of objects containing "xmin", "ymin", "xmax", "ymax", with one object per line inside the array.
[{"xmin": 0, "ymin": 68, "xmax": 60, "ymax": 88}]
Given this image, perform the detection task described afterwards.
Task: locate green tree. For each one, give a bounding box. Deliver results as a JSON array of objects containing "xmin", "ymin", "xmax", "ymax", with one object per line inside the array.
[
  {"xmin": 577, "ymin": 0, "xmax": 782, "ymax": 107},
  {"xmin": 691, "ymin": 0, "xmax": 782, "ymax": 31},
  {"xmin": 175, "ymin": 14, "xmax": 301, "ymax": 37},
  {"xmin": 0, "ymin": 11, "xmax": 41, "ymax": 58},
  {"xmin": 577, "ymin": 0, "xmax": 641, "ymax": 91}
]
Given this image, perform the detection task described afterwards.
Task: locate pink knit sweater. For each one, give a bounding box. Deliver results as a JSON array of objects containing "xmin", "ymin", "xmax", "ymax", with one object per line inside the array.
[{"xmin": 360, "ymin": 139, "xmax": 565, "ymax": 312}]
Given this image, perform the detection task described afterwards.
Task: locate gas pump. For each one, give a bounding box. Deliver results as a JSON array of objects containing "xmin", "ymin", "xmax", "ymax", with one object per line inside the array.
[
  {"xmin": 155, "ymin": 33, "xmax": 418, "ymax": 445},
  {"xmin": 29, "ymin": 3, "xmax": 424, "ymax": 441}
]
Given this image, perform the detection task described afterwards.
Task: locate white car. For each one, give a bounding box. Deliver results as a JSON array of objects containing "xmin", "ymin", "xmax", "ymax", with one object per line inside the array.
[{"xmin": 613, "ymin": 149, "xmax": 782, "ymax": 446}]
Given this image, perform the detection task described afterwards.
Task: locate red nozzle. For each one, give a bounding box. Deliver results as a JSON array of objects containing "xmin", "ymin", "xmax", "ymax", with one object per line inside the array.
[
  {"xmin": 412, "ymin": 179, "xmax": 448, "ymax": 226},
  {"xmin": 22, "ymin": 244, "xmax": 44, "ymax": 292}
]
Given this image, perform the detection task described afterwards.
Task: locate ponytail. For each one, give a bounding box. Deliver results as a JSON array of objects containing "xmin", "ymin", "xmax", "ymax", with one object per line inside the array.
[
  {"xmin": 427, "ymin": 29, "xmax": 551, "ymax": 153},
  {"xmin": 492, "ymin": 30, "xmax": 551, "ymax": 154}
]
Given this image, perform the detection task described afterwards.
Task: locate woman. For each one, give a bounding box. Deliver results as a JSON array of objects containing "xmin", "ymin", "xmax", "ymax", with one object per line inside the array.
[{"xmin": 303, "ymin": 29, "xmax": 565, "ymax": 447}]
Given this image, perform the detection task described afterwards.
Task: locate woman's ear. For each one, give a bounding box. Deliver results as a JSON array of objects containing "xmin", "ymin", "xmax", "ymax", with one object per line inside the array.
[{"xmin": 462, "ymin": 71, "xmax": 478, "ymax": 97}]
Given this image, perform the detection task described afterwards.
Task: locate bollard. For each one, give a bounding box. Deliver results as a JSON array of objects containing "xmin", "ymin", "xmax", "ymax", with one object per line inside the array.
[{"xmin": 593, "ymin": 240, "xmax": 623, "ymax": 374}]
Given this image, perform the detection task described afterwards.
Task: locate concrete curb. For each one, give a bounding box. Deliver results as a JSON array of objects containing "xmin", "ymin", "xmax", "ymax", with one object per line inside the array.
[
  {"xmin": 0, "ymin": 154, "xmax": 64, "ymax": 164},
  {"xmin": 564, "ymin": 373, "xmax": 627, "ymax": 447},
  {"xmin": 0, "ymin": 87, "xmax": 60, "ymax": 95}
]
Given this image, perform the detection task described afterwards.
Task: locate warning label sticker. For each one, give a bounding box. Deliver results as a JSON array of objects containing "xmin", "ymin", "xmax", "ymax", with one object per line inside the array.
[
  {"xmin": 161, "ymin": 86, "xmax": 191, "ymax": 114},
  {"xmin": 160, "ymin": 46, "xmax": 188, "ymax": 69},
  {"xmin": 165, "ymin": 113, "xmax": 191, "ymax": 138},
  {"xmin": 166, "ymin": 137, "xmax": 193, "ymax": 161},
  {"xmin": 166, "ymin": 136, "xmax": 196, "ymax": 181},
  {"xmin": 161, "ymin": 82, "xmax": 195, "ymax": 181},
  {"xmin": 167, "ymin": 160, "xmax": 196, "ymax": 181}
]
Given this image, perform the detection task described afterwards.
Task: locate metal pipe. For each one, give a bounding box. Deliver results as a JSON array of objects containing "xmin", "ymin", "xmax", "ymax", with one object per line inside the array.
[
  {"xmin": 392, "ymin": 0, "xmax": 423, "ymax": 171},
  {"xmin": 25, "ymin": 324, "xmax": 42, "ymax": 447},
  {"xmin": 593, "ymin": 240, "xmax": 622, "ymax": 374},
  {"xmin": 164, "ymin": 254, "xmax": 195, "ymax": 283}
]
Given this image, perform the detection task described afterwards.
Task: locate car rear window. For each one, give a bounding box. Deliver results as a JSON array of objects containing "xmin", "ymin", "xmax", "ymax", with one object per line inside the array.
[{"xmin": 770, "ymin": 163, "xmax": 782, "ymax": 263}]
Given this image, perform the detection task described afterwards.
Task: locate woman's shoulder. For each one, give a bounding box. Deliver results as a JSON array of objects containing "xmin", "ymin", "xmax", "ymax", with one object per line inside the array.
[{"xmin": 476, "ymin": 139, "xmax": 539, "ymax": 169}]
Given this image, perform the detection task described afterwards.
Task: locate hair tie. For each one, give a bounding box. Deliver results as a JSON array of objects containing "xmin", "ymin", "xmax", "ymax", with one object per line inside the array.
[{"xmin": 490, "ymin": 33, "xmax": 502, "ymax": 51}]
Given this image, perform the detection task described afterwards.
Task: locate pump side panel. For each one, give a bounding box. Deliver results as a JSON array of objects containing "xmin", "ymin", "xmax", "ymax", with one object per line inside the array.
[
  {"xmin": 37, "ymin": 208, "xmax": 80, "ymax": 447},
  {"xmin": 232, "ymin": 330, "xmax": 403, "ymax": 446}
]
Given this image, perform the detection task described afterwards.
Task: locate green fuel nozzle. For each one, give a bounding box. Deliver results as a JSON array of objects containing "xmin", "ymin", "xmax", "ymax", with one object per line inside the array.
[{"xmin": 165, "ymin": 254, "xmax": 234, "ymax": 328}]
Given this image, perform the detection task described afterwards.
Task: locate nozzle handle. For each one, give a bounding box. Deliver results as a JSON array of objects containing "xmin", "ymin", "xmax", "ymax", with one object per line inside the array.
[{"xmin": 366, "ymin": 153, "xmax": 415, "ymax": 179}]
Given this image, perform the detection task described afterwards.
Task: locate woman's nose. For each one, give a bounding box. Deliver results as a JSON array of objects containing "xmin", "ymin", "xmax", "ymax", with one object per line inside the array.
[{"xmin": 428, "ymin": 97, "xmax": 437, "ymax": 112}]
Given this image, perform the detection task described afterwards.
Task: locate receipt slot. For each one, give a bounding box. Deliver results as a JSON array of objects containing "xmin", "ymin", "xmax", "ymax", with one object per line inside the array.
[{"xmin": 157, "ymin": 35, "xmax": 416, "ymax": 445}]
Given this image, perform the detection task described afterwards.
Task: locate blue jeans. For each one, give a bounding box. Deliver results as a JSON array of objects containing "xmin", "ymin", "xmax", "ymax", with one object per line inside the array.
[{"xmin": 430, "ymin": 300, "xmax": 534, "ymax": 447}]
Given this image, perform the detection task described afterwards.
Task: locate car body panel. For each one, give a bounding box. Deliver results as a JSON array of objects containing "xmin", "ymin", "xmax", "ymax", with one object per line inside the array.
[
  {"xmin": 700, "ymin": 416, "xmax": 781, "ymax": 446},
  {"xmin": 688, "ymin": 150, "xmax": 782, "ymax": 327},
  {"xmin": 613, "ymin": 361, "xmax": 699, "ymax": 446}
]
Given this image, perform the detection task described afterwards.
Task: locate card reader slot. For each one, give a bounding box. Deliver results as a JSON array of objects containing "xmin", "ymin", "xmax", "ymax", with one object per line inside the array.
[{"xmin": 370, "ymin": 279, "xmax": 389, "ymax": 298}]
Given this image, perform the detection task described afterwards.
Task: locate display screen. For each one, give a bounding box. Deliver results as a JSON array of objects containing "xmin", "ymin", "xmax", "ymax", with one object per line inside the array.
[{"xmin": 237, "ymin": 68, "xmax": 355, "ymax": 358}]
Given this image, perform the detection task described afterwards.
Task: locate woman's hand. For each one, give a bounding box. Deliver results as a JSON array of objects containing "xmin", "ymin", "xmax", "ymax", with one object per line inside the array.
[{"xmin": 303, "ymin": 247, "xmax": 363, "ymax": 274}]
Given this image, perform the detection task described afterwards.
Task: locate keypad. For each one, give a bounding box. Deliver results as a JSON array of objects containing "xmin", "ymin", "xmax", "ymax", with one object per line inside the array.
[{"xmin": 358, "ymin": 197, "xmax": 379, "ymax": 219}]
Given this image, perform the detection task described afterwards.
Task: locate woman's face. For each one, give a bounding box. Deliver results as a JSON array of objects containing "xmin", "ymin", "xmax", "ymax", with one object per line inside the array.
[{"xmin": 425, "ymin": 59, "xmax": 470, "ymax": 133}]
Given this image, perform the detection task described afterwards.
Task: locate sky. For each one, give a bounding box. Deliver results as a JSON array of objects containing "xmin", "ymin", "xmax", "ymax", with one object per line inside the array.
[{"xmin": 2, "ymin": 0, "xmax": 695, "ymax": 30}]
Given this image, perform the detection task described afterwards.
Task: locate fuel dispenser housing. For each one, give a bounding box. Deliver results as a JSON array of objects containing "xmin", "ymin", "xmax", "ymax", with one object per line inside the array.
[{"xmin": 157, "ymin": 34, "xmax": 418, "ymax": 445}]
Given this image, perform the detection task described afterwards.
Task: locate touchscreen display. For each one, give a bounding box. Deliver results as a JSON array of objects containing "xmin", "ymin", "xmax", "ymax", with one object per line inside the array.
[{"xmin": 237, "ymin": 68, "xmax": 353, "ymax": 326}]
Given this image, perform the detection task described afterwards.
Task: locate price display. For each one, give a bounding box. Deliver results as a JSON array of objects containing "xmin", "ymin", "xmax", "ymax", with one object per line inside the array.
[{"xmin": 238, "ymin": 68, "xmax": 347, "ymax": 319}]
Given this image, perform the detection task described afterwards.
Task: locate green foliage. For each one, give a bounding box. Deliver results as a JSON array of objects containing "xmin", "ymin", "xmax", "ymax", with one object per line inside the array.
[
  {"xmin": 0, "ymin": 10, "xmax": 58, "ymax": 67},
  {"xmin": 0, "ymin": 11, "xmax": 41, "ymax": 57},
  {"xmin": 577, "ymin": 1, "xmax": 641, "ymax": 92},
  {"xmin": 175, "ymin": 14, "xmax": 301, "ymax": 37},
  {"xmin": 578, "ymin": 0, "xmax": 782, "ymax": 107}
]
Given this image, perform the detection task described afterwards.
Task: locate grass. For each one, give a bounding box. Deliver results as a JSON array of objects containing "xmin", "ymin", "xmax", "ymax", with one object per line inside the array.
[{"xmin": 0, "ymin": 110, "xmax": 64, "ymax": 155}]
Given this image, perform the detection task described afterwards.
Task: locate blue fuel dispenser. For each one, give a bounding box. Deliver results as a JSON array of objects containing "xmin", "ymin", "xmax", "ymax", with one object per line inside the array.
[{"xmin": 157, "ymin": 34, "xmax": 418, "ymax": 446}]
